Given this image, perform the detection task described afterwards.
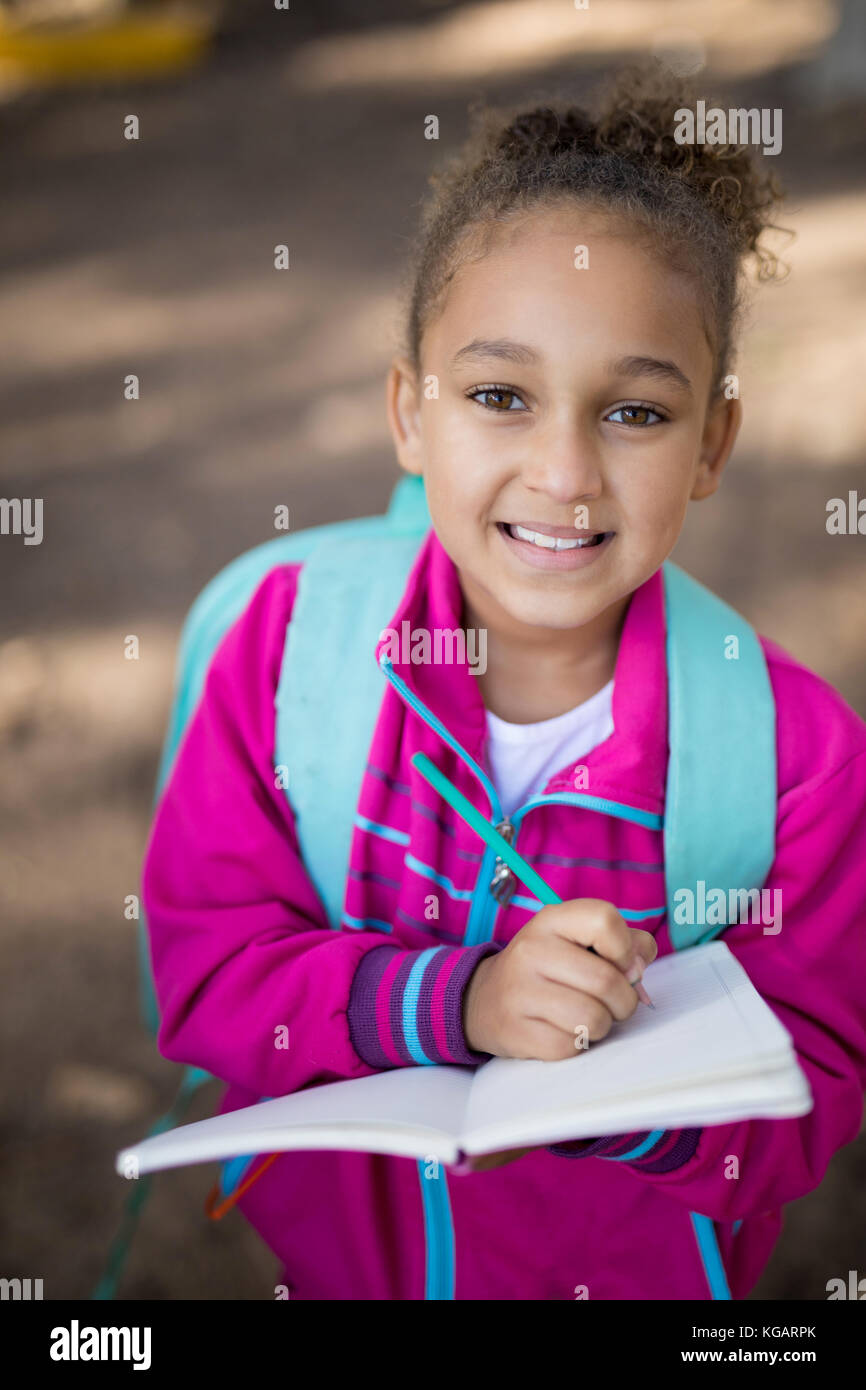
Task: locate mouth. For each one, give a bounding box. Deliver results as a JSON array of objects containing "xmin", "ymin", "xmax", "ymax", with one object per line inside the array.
[
  {"xmin": 496, "ymin": 521, "xmax": 615, "ymax": 570},
  {"xmin": 500, "ymin": 522, "xmax": 609, "ymax": 550}
]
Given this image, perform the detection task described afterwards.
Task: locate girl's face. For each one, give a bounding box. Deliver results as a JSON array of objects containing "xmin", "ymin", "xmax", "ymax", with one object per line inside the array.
[{"xmin": 387, "ymin": 205, "xmax": 740, "ymax": 638}]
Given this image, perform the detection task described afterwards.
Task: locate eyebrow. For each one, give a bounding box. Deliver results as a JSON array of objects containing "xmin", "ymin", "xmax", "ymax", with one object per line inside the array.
[
  {"xmin": 610, "ymin": 355, "xmax": 692, "ymax": 393},
  {"xmin": 450, "ymin": 338, "xmax": 540, "ymax": 368},
  {"xmin": 450, "ymin": 340, "xmax": 692, "ymax": 393}
]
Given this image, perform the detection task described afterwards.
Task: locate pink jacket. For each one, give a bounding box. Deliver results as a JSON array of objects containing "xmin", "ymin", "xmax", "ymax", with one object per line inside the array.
[{"xmin": 142, "ymin": 529, "xmax": 866, "ymax": 1300}]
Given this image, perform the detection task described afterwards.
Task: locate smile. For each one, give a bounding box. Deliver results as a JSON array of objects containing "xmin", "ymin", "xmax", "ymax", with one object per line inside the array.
[
  {"xmin": 496, "ymin": 521, "xmax": 614, "ymax": 571},
  {"xmin": 507, "ymin": 523, "xmax": 605, "ymax": 550}
]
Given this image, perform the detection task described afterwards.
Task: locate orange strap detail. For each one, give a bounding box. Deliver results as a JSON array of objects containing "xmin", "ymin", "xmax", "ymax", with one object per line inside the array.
[{"xmin": 204, "ymin": 1152, "xmax": 280, "ymax": 1221}]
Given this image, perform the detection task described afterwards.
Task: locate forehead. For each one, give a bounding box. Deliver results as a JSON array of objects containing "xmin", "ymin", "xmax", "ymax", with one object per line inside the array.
[{"xmin": 427, "ymin": 204, "xmax": 713, "ymax": 373}]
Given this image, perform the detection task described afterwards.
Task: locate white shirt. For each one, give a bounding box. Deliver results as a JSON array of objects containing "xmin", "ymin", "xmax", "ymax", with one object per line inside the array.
[{"xmin": 484, "ymin": 679, "xmax": 615, "ymax": 818}]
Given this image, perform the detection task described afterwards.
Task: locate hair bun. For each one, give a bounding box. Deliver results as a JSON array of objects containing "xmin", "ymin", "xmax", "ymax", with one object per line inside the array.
[
  {"xmin": 498, "ymin": 105, "xmax": 596, "ymax": 159},
  {"xmin": 406, "ymin": 66, "xmax": 788, "ymax": 390}
]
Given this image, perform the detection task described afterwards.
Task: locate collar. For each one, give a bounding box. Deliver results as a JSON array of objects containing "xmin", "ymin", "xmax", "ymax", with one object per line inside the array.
[{"xmin": 375, "ymin": 529, "xmax": 668, "ymax": 818}]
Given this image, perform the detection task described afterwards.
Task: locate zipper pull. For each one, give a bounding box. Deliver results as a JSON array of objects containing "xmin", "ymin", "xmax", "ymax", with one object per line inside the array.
[{"xmin": 489, "ymin": 817, "xmax": 517, "ymax": 906}]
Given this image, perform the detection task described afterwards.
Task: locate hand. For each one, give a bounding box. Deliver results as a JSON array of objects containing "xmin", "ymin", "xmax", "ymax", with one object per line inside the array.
[{"xmin": 463, "ymin": 898, "xmax": 658, "ymax": 1060}]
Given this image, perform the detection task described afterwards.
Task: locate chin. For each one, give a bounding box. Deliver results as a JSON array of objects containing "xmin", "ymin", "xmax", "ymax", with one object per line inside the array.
[{"xmin": 500, "ymin": 591, "xmax": 608, "ymax": 631}]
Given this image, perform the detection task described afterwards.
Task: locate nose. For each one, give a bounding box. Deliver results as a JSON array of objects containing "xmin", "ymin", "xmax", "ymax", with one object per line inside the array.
[{"xmin": 521, "ymin": 418, "xmax": 603, "ymax": 506}]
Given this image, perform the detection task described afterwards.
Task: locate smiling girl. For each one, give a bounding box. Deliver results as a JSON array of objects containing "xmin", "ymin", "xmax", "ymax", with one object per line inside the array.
[{"xmin": 142, "ymin": 67, "xmax": 866, "ymax": 1299}]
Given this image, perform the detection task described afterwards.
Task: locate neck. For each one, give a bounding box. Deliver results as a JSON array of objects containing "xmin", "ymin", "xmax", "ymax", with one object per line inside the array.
[{"xmin": 460, "ymin": 576, "xmax": 629, "ymax": 724}]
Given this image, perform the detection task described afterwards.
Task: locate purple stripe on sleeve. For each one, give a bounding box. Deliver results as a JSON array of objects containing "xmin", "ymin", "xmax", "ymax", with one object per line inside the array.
[
  {"xmin": 415, "ymin": 947, "xmax": 449, "ymax": 1063},
  {"xmin": 548, "ymin": 1127, "xmax": 701, "ymax": 1172},
  {"xmin": 547, "ymin": 1135, "xmax": 629, "ymax": 1158},
  {"xmin": 395, "ymin": 907, "xmax": 464, "ymax": 942},
  {"xmin": 388, "ymin": 953, "xmax": 418, "ymax": 1065},
  {"xmin": 347, "ymin": 940, "xmax": 502, "ymax": 1070},
  {"xmin": 347, "ymin": 945, "xmax": 401, "ymax": 1069},
  {"xmin": 598, "ymin": 1132, "xmax": 655, "ymax": 1158},
  {"xmin": 630, "ymin": 1128, "xmax": 701, "ymax": 1172},
  {"xmin": 442, "ymin": 942, "xmax": 502, "ymax": 1065}
]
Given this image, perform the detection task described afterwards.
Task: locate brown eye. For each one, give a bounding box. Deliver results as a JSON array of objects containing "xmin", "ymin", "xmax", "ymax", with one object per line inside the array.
[
  {"xmin": 469, "ymin": 386, "xmax": 527, "ymax": 412},
  {"xmin": 607, "ymin": 404, "xmax": 665, "ymax": 427}
]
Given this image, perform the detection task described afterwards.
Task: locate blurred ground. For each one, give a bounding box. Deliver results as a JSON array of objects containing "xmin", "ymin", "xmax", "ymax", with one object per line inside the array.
[{"xmin": 0, "ymin": 0, "xmax": 864, "ymax": 1300}]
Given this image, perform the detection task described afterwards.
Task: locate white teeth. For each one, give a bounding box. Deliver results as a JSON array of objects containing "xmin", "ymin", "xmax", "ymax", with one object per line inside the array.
[{"xmin": 512, "ymin": 524, "xmax": 600, "ymax": 551}]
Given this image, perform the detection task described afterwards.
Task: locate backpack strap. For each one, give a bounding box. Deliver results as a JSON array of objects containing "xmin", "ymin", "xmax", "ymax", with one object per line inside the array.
[
  {"xmin": 662, "ymin": 561, "xmax": 777, "ymax": 951},
  {"xmin": 154, "ymin": 518, "xmax": 389, "ymax": 799},
  {"xmin": 276, "ymin": 523, "xmax": 429, "ymax": 930},
  {"xmin": 141, "ymin": 476, "xmax": 430, "ymax": 1027}
]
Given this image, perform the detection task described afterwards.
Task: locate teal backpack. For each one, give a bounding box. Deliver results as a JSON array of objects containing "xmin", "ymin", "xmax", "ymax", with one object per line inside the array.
[{"xmin": 98, "ymin": 473, "xmax": 776, "ymax": 1301}]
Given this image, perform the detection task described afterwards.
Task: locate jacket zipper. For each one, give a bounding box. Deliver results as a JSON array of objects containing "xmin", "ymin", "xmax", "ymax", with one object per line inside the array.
[{"xmin": 489, "ymin": 818, "xmax": 518, "ymax": 904}]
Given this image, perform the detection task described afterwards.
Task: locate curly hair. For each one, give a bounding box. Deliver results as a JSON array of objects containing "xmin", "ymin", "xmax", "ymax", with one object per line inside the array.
[{"xmin": 402, "ymin": 64, "xmax": 788, "ymax": 396}]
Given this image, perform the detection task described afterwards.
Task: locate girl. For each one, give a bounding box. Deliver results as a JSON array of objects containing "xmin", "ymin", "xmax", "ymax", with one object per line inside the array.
[{"xmin": 142, "ymin": 67, "xmax": 866, "ymax": 1300}]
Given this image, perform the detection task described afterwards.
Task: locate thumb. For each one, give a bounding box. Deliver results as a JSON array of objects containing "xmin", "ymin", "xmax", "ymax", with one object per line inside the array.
[{"xmin": 629, "ymin": 928, "xmax": 658, "ymax": 966}]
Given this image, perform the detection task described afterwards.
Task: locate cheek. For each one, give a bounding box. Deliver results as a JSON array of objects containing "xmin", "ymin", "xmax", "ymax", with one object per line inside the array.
[
  {"xmin": 423, "ymin": 469, "xmax": 478, "ymax": 556},
  {"xmin": 425, "ymin": 446, "xmax": 502, "ymax": 525},
  {"xmin": 425, "ymin": 398, "xmax": 509, "ymax": 489},
  {"xmin": 619, "ymin": 458, "xmax": 694, "ymax": 532}
]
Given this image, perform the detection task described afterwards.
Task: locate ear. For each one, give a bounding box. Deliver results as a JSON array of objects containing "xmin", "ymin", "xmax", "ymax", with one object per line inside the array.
[
  {"xmin": 386, "ymin": 356, "xmax": 424, "ymax": 477},
  {"xmin": 691, "ymin": 393, "xmax": 742, "ymax": 501}
]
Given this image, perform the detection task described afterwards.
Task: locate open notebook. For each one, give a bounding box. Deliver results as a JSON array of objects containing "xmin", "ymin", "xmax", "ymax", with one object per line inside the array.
[{"xmin": 117, "ymin": 942, "xmax": 812, "ymax": 1174}]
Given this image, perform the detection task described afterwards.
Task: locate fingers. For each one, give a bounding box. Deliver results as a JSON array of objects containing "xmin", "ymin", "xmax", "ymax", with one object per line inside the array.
[
  {"xmin": 525, "ymin": 976, "xmax": 618, "ymax": 1040},
  {"xmin": 628, "ymin": 927, "xmax": 659, "ymax": 967},
  {"xmin": 504, "ymin": 999, "xmax": 614, "ymax": 1061},
  {"xmin": 529, "ymin": 934, "xmax": 639, "ymax": 1022},
  {"xmin": 543, "ymin": 898, "xmax": 658, "ymax": 974}
]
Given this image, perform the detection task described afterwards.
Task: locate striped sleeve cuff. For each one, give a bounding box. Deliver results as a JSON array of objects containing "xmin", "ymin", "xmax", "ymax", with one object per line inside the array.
[
  {"xmin": 547, "ymin": 1128, "xmax": 701, "ymax": 1173},
  {"xmin": 348, "ymin": 942, "xmax": 502, "ymax": 1068}
]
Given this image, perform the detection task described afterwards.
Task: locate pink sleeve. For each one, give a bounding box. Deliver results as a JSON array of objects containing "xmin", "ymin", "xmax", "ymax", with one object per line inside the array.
[
  {"xmin": 141, "ymin": 567, "xmax": 492, "ymax": 1097},
  {"xmin": 593, "ymin": 747, "xmax": 866, "ymax": 1217}
]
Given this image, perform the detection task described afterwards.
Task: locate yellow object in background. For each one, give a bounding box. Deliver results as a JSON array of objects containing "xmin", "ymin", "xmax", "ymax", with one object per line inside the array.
[{"xmin": 0, "ymin": 1, "xmax": 216, "ymax": 83}]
